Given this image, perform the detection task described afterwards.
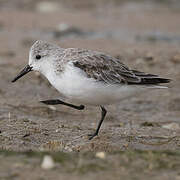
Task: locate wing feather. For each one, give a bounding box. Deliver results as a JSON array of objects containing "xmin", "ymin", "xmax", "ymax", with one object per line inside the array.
[
  {"xmin": 72, "ymin": 51, "xmax": 140, "ymax": 84},
  {"xmin": 64, "ymin": 48, "xmax": 171, "ymax": 85}
]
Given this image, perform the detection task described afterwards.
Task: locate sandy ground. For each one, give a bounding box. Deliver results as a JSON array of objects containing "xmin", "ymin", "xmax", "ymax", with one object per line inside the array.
[{"xmin": 0, "ymin": 0, "xmax": 180, "ymax": 179}]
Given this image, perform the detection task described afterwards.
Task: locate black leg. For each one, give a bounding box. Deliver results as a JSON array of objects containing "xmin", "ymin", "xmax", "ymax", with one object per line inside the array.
[
  {"xmin": 88, "ymin": 106, "xmax": 107, "ymax": 140},
  {"xmin": 40, "ymin": 99, "xmax": 85, "ymax": 110}
]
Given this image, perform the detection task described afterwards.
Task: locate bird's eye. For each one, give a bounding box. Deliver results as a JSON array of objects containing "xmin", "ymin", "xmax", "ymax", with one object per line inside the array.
[{"xmin": 35, "ymin": 55, "xmax": 41, "ymax": 60}]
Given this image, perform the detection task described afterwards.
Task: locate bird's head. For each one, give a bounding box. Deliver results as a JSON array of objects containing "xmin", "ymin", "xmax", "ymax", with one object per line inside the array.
[{"xmin": 12, "ymin": 40, "xmax": 63, "ymax": 82}]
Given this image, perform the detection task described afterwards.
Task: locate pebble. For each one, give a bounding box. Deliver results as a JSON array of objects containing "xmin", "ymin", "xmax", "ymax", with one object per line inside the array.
[
  {"xmin": 55, "ymin": 129, "xmax": 60, "ymax": 133},
  {"xmin": 41, "ymin": 155, "xmax": 55, "ymax": 170},
  {"xmin": 57, "ymin": 23, "xmax": 70, "ymax": 31},
  {"xmin": 95, "ymin": 152, "xmax": 106, "ymax": 159},
  {"xmin": 53, "ymin": 24, "xmax": 84, "ymax": 38},
  {"xmin": 36, "ymin": 2, "xmax": 60, "ymax": 13},
  {"xmin": 162, "ymin": 123, "xmax": 180, "ymax": 130},
  {"xmin": 144, "ymin": 52, "xmax": 154, "ymax": 61}
]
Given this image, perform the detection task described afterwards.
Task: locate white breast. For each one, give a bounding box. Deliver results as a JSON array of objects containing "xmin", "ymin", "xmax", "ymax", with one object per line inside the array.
[{"xmin": 45, "ymin": 62, "xmax": 142, "ymax": 106}]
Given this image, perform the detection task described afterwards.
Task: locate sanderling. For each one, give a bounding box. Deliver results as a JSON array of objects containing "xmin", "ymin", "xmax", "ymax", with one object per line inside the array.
[{"xmin": 12, "ymin": 40, "xmax": 171, "ymax": 140}]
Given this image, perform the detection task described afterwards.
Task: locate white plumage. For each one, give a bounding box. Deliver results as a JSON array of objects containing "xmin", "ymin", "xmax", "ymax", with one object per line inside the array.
[{"xmin": 12, "ymin": 40, "xmax": 171, "ymax": 140}]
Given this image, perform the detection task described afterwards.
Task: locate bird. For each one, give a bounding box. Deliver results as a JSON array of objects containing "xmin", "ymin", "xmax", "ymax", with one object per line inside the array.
[{"xmin": 12, "ymin": 40, "xmax": 171, "ymax": 140}]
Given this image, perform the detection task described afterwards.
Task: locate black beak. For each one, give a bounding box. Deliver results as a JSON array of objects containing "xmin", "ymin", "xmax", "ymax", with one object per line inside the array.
[{"xmin": 12, "ymin": 65, "xmax": 32, "ymax": 83}]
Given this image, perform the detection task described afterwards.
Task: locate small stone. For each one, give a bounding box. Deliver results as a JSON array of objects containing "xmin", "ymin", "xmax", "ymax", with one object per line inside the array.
[
  {"xmin": 144, "ymin": 52, "xmax": 154, "ymax": 61},
  {"xmin": 41, "ymin": 155, "xmax": 55, "ymax": 170},
  {"xmin": 55, "ymin": 129, "xmax": 59, "ymax": 133},
  {"xmin": 53, "ymin": 23, "xmax": 85, "ymax": 38},
  {"xmin": 162, "ymin": 123, "xmax": 180, "ymax": 130},
  {"xmin": 36, "ymin": 2, "xmax": 60, "ymax": 13},
  {"xmin": 172, "ymin": 54, "xmax": 180, "ymax": 63},
  {"xmin": 95, "ymin": 152, "xmax": 106, "ymax": 159},
  {"xmin": 57, "ymin": 23, "xmax": 70, "ymax": 31}
]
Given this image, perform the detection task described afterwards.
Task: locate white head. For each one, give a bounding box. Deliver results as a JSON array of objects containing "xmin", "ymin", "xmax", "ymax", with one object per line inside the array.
[{"xmin": 12, "ymin": 40, "xmax": 64, "ymax": 82}]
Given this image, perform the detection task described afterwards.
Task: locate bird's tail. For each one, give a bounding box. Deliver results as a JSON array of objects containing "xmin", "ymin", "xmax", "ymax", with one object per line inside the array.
[
  {"xmin": 138, "ymin": 77, "xmax": 171, "ymax": 85},
  {"xmin": 128, "ymin": 70, "xmax": 171, "ymax": 86}
]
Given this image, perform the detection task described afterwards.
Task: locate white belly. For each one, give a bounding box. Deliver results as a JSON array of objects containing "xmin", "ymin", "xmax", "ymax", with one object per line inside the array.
[{"xmin": 46, "ymin": 63, "xmax": 143, "ymax": 106}]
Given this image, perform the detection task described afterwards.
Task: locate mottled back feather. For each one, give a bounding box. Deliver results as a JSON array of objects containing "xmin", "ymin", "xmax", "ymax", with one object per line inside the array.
[{"xmin": 61, "ymin": 48, "xmax": 170, "ymax": 85}]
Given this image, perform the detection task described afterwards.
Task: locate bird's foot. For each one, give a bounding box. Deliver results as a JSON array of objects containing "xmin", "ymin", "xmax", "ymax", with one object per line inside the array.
[
  {"xmin": 40, "ymin": 99, "xmax": 85, "ymax": 110},
  {"xmin": 88, "ymin": 132, "xmax": 98, "ymax": 140},
  {"xmin": 76, "ymin": 105, "xmax": 85, "ymax": 110}
]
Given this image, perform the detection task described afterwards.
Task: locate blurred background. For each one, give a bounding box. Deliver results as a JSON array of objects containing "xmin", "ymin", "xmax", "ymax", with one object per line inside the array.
[
  {"xmin": 0, "ymin": 0, "xmax": 180, "ymax": 179},
  {"xmin": 1, "ymin": 0, "xmax": 180, "ymax": 56}
]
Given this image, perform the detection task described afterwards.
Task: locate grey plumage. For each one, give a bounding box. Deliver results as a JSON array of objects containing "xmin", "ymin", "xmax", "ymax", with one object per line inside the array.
[
  {"xmin": 30, "ymin": 40, "xmax": 171, "ymax": 85},
  {"xmin": 61, "ymin": 48, "xmax": 171, "ymax": 85}
]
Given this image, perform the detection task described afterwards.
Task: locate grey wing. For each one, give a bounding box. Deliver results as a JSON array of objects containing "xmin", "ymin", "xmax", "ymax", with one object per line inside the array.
[
  {"xmin": 72, "ymin": 51, "xmax": 171, "ymax": 85},
  {"xmin": 72, "ymin": 52, "xmax": 141, "ymax": 84}
]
